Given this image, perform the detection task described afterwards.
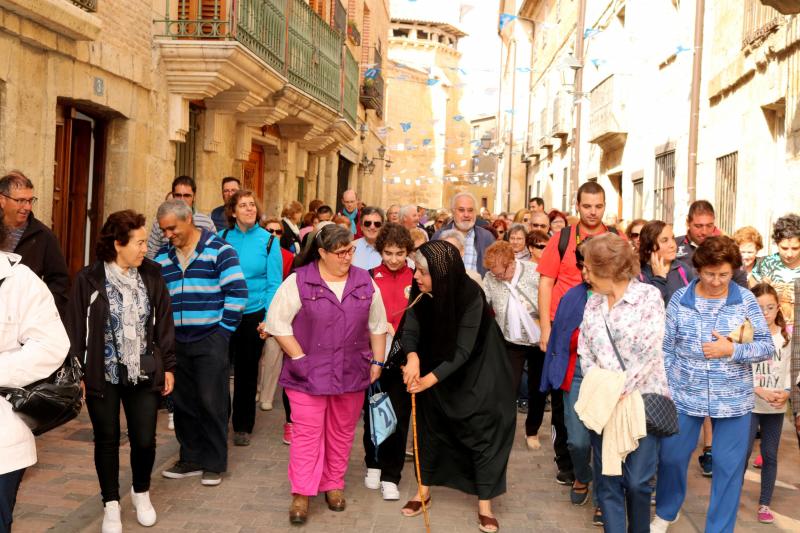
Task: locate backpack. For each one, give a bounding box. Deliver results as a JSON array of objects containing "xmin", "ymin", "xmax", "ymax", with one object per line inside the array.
[{"xmin": 557, "ymin": 225, "xmax": 619, "ymax": 260}]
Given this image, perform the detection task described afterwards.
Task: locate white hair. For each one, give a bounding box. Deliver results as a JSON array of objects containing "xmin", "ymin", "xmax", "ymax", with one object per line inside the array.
[
  {"xmin": 439, "ymin": 229, "xmax": 465, "ymax": 253},
  {"xmin": 157, "ymin": 199, "xmax": 193, "ymax": 221},
  {"xmin": 399, "ymin": 204, "xmax": 417, "ymax": 220},
  {"xmin": 450, "ymin": 191, "xmax": 477, "ymax": 210}
]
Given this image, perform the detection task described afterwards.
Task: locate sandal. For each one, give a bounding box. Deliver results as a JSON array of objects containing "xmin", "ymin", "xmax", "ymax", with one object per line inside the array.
[
  {"xmin": 478, "ymin": 514, "xmax": 499, "ymax": 532},
  {"xmin": 401, "ymin": 496, "xmax": 432, "ymax": 517}
]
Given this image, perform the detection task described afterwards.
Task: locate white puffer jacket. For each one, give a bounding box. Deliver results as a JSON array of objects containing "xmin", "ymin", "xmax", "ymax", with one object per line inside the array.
[{"xmin": 0, "ymin": 252, "xmax": 69, "ymax": 475}]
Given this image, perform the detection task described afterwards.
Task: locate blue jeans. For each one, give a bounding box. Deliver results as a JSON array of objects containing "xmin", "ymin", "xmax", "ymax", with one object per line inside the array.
[
  {"xmin": 656, "ymin": 413, "xmax": 750, "ymax": 533},
  {"xmin": 564, "ymin": 362, "xmax": 602, "ymax": 506},
  {"xmin": 591, "ymin": 432, "xmax": 659, "ymax": 533},
  {"xmin": 0, "ymin": 468, "xmax": 25, "ymax": 532}
]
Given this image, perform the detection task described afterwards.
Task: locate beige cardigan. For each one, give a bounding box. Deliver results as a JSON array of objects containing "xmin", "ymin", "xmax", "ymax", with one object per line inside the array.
[{"xmin": 575, "ymin": 367, "xmax": 647, "ymax": 476}]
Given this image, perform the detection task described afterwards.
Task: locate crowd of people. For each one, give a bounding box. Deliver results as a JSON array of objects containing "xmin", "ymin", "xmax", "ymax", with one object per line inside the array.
[{"xmin": 0, "ymin": 169, "xmax": 798, "ymax": 533}]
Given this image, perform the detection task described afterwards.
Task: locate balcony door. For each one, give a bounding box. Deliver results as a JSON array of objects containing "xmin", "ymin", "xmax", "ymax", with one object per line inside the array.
[{"xmin": 53, "ymin": 106, "xmax": 106, "ymax": 279}]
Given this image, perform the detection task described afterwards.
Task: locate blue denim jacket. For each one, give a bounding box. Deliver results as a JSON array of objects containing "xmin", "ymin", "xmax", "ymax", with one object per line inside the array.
[{"xmin": 664, "ymin": 279, "xmax": 773, "ymax": 418}]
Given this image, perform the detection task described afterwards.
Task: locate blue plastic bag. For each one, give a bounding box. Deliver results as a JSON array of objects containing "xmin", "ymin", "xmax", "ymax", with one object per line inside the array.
[{"xmin": 368, "ymin": 382, "xmax": 397, "ymax": 460}]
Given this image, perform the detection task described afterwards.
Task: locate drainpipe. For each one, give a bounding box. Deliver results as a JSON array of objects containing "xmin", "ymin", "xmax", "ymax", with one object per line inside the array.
[
  {"xmin": 686, "ymin": 0, "xmax": 705, "ymax": 203},
  {"xmin": 570, "ymin": 0, "xmax": 587, "ymax": 195},
  {"xmin": 507, "ymin": 40, "xmax": 517, "ymax": 211}
]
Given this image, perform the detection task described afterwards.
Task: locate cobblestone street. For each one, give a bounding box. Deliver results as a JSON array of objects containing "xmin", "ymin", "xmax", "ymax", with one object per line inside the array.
[{"xmin": 11, "ymin": 391, "xmax": 800, "ymax": 533}]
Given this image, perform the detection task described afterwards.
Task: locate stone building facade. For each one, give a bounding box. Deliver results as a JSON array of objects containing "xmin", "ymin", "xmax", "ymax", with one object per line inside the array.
[
  {"xmin": 0, "ymin": 0, "xmax": 388, "ymax": 277},
  {"xmin": 515, "ymin": 0, "xmax": 799, "ymax": 242},
  {"xmin": 382, "ymin": 0, "xmax": 476, "ymax": 210}
]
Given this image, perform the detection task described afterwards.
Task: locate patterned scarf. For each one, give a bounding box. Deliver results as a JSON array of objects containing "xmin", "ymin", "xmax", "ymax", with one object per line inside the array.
[{"xmin": 104, "ymin": 262, "xmax": 148, "ymax": 384}]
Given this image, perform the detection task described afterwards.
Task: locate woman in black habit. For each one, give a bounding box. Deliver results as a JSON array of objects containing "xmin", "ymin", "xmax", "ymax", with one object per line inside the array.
[{"xmin": 398, "ymin": 240, "xmax": 515, "ymax": 533}]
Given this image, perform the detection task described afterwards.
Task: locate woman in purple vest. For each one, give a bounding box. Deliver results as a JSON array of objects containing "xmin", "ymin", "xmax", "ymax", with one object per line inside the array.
[
  {"xmin": 265, "ymin": 224, "xmax": 388, "ymax": 526},
  {"xmin": 399, "ymin": 240, "xmax": 515, "ymax": 533}
]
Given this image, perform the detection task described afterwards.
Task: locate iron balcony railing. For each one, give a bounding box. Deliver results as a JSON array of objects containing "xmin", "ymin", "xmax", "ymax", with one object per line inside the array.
[
  {"xmin": 158, "ymin": 0, "xmax": 351, "ymax": 112},
  {"xmin": 71, "ymin": 0, "xmax": 97, "ymax": 11},
  {"xmin": 360, "ymin": 73, "xmax": 384, "ymax": 117}
]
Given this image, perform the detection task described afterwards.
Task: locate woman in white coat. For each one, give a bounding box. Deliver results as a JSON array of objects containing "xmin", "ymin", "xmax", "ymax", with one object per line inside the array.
[{"xmin": 0, "ymin": 221, "xmax": 69, "ymax": 531}]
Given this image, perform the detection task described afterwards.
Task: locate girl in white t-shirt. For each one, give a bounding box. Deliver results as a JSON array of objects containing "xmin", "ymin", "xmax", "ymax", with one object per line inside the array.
[{"xmin": 746, "ymin": 283, "xmax": 792, "ymax": 524}]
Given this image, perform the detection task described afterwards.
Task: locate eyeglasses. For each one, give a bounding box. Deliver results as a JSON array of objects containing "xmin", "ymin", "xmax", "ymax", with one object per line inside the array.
[
  {"xmin": 630, "ymin": 232, "xmax": 640, "ymax": 239},
  {"xmin": 266, "ymin": 228, "xmax": 284, "ymax": 236},
  {"xmin": 363, "ymin": 220, "xmax": 383, "ymax": 228},
  {"xmin": 759, "ymin": 304, "xmax": 779, "ymax": 313},
  {"xmin": 531, "ymin": 223, "xmax": 549, "ymax": 229},
  {"xmin": 1, "ymin": 193, "xmax": 38, "ymax": 206},
  {"xmin": 172, "ymin": 193, "xmax": 193, "ymax": 199},
  {"xmin": 531, "ymin": 243, "xmax": 546, "ymax": 250},
  {"xmin": 329, "ymin": 246, "xmax": 356, "ymax": 259}
]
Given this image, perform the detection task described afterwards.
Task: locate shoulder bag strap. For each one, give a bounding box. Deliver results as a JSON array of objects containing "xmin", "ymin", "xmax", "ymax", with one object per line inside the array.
[
  {"xmin": 558, "ymin": 226, "xmax": 572, "ymax": 260},
  {"xmin": 266, "ymin": 234, "xmax": 275, "ymax": 254},
  {"xmin": 677, "ymin": 265, "xmax": 689, "ymax": 286},
  {"xmin": 602, "ymin": 312, "xmax": 627, "ymax": 372}
]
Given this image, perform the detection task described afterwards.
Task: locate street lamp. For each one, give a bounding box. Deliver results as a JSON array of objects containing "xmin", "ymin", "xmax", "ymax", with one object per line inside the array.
[
  {"xmin": 359, "ymin": 154, "xmax": 376, "ymax": 175},
  {"xmin": 374, "ymin": 144, "xmax": 393, "ymax": 169},
  {"xmin": 559, "ymin": 53, "xmax": 584, "ymax": 97}
]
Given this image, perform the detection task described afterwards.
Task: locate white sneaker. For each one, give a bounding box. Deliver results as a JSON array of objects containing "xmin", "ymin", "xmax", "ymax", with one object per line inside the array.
[
  {"xmin": 650, "ymin": 512, "xmax": 680, "ymax": 533},
  {"xmin": 167, "ymin": 412, "xmax": 174, "ymax": 430},
  {"xmin": 260, "ymin": 401, "xmax": 273, "ymax": 411},
  {"xmin": 130, "ymin": 488, "xmax": 157, "ymax": 527},
  {"xmin": 380, "ymin": 481, "xmax": 400, "ymax": 501},
  {"xmin": 102, "ymin": 501, "xmax": 122, "ymax": 533},
  {"xmin": 364, "ymin": 468, "xmax": 381, "ymax": 490}
]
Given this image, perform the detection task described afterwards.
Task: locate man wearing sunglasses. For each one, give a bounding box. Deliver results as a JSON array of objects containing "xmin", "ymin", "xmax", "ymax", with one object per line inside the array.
[
  {"xmin": 0, "ymin": 171, "xmax": 69, "ymax": 316},
  {"xmin": 352, "ymin": 207, "xmax": 385, "ymax": 270}
]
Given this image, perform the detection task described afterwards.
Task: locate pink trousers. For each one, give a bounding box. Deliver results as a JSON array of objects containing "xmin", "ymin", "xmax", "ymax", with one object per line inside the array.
[{"xmin": 285, "ymin": 389, "xmax": 364, "ymax": 496}]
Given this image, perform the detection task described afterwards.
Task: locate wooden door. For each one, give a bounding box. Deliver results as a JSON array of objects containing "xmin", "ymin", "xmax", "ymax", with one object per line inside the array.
[
  {"xmin": 336, "ymin": 155, "xmax": 351, "ymax": 212},
  {"xmin": 242, "ymin": 143, "xmax": 264, "ymax": 200},
  {"xmin": 65, "ymin": 118, "xmax": 93, "ymax": 278}
]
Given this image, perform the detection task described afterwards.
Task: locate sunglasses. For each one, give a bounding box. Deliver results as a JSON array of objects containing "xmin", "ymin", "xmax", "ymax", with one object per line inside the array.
[
  {"xmin": 530, "ymin": 243, "xmax": 546, "ymax": 250},
  {"xmin": 531, "ymin": 223, "xmax": 549, "ymax": 229},
  {"xmin": 630, "ymin": 232, "xmax": 640, "ymax": 238},
  {"xmin": 266, "ymin": 228, "xmax": 284, "ymax": 236},
  {"xmin": 363, "ymin": 220, "xmax": 383, "ymax": 228}
]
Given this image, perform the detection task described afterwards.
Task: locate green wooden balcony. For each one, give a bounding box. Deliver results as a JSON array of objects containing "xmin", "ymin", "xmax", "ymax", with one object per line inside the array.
[
  {"xmin": 343, "ymin": 48, "xmax": 358, "ymax": 127},
  {"xmin": 157, "ymin": 0, "xmax": 353, "ymax": 113}
]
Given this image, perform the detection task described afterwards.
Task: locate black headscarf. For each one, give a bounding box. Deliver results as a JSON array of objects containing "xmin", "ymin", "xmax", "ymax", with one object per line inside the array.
[{"xmin": 407, "ymin": 240, "xmax": 484, "ymax": 367}]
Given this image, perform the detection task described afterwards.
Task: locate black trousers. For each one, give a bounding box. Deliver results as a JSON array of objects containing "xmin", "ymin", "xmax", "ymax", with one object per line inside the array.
[
  {"xmin": 86, "ymin": 382, "xmax": 159, "ymax": 503},
  {"xmin": 230, "ymin": 310, "xmax": 265, "ymax": 434},
  {"xmin": 506, "ymin": 342, "xmax": 547, "ymax": 437},
  {"xmin": 0, "ymin": 468, "xmax": 24, "ymax": 532},
  {"xmin": 551, "ymin": 389, "xmax": 574, "ymax": 473},
  {"xmin": 174, "ymin": 331, "xmax": 230, "ymax": 473},
  {"xmin": 363, "ymin": 368, "xmax": 412, "ymax": 484}
]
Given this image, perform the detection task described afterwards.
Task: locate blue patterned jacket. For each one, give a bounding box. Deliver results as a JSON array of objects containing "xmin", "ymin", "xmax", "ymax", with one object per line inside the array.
[{"xmin": 664, "ymin": 279, "xmax": 773, "ymax": 418}]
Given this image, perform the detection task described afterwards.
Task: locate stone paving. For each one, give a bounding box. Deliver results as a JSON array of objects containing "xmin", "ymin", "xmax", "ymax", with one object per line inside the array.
[{"xmin": 12, "ymin": 391, "xmax": 800, "ymax": 533}]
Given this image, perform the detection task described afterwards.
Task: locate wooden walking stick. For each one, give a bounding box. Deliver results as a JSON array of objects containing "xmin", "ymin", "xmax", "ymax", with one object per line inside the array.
[{"xmin": 411, "ymin": 392, "xmax": 431, "ymax": 533}]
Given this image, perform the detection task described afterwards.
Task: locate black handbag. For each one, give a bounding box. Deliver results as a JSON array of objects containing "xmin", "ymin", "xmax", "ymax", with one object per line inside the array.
[
  {"xmin": 602, "ymin": 319, "xmax": 678, "ymax": 437},
  {"xmin": 0, "ymin": 354, "xmax": 84, "ymax": 436}
]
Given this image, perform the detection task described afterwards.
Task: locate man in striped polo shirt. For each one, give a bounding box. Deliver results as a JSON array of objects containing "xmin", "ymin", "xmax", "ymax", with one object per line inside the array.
[{"xmin": 154, "ymin": 200, "xmax": 248, "ymax": 487}]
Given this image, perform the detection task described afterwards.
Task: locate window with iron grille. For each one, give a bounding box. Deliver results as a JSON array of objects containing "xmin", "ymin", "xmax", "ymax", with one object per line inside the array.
[
  {"xmin": 715, "ymin": 152, "xmax": 738, "ymax": 235},
  {"xmin": 654, "ymin": 151, "xmax": 675, "ymax": 224},
  {"xmin": 742, "ymin": 0, "xmax": 780, "ymax": 48},
  {"xmin": 632, "ymin": 177, "xmax": 644, "ymax": 219},
  {"xmin": 175, "ymin": 105, "xmax": 200, "ymax": 180}
]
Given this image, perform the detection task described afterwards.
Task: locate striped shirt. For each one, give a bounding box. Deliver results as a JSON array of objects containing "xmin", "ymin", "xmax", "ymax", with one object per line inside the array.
[
  {"xmin": 664, "ymin": 280, "xmax": 774, "ymax": 418},
  {"xmin": 791, "ymin": 279, "xmax": 800, "ymax": 418},
  {"xmin": 155, "ymin": 229, "xmax": 248, "ymax": 343},
  {"xmin": 462, "ymin": 227, "xmax": 477, "ymax": 271}
]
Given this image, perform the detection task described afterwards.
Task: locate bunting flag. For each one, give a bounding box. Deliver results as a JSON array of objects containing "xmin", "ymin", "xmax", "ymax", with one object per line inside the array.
[
  {"xmin": 400, "ymin": 122, "xmax": 412, "ymax": 132},
  {"xmin": 590, "ymin": 58, "xmax": 607, "ymax": 68},
  {"xmin": 584, "ymin": 27, "xmax": 601, "ymax": 39},
  {"xmin": 675, "ymin": 44, "xmax": 692, "ymax": 55},
  {"xmin": 426, "ymin": 78, "xmax": 440, "ymax": 86},
  {"xmin": 453, "ymin": 115, "xmax": 464, "ymax": 121},
  {"xmin": 422, "ymin": 138, "xmax": 432, "ymax": 146},
  {"xmin": 364, "ymin": 68, "xmax": 379, "ymax": 79},
  {"xmin": 516, "ymin": 67, "xmax": 532, "ymax": 73},
  {"xmin": 499, "ymin": 13, "xmax": 517, "ymax": 31}
]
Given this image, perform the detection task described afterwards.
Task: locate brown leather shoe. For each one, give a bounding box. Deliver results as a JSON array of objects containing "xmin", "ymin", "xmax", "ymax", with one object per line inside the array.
[
  {"xmin": 325, "ymin": 489, "xmax": 346, "ymax": 512},
  {"xmin": 289, "ymin": 494, "xmax": 308, "ymax": 525}
]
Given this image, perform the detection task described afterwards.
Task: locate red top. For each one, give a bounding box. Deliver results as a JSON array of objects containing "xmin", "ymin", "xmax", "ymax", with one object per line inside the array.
[
  {"xmin": 371, "ymin": 263, "xmax": 414, "ymax": 333},
  {"xmin": 538, "ymin": 224, "xmax": 620, "ymax": 320}
]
